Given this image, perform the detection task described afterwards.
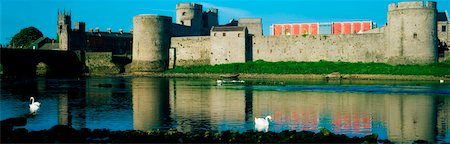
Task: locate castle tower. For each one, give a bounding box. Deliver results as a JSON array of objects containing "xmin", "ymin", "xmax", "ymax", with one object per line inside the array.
[
  {"xmin": 176, "ymin": 3, "xmax": 203, "ymax": 35},
  {"xmin": 57, "ymin": 10, "xmax": 71, "ymax": 50},
  {"xmin": 386, "ymin": 1, "xmax": 437, "ymax": 64},
  {"xmin": 204, "ymin": 8, "xmax": 219, "ymax": 29},
  {"xmin": 129, "ymin": 15, "xmax": 172, "ymax": 72}
]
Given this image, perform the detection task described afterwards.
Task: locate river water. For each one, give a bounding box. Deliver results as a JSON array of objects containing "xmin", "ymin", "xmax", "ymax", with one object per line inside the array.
[{"xmin": 1, "ymin": 77, "xmax": 449, "ymax": 143}]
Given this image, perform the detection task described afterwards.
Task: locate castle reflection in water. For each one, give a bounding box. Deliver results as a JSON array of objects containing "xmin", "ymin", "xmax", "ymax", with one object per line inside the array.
[{"xmin": 0, "ymin": 77, "xmax": 448, "ymax": 143}]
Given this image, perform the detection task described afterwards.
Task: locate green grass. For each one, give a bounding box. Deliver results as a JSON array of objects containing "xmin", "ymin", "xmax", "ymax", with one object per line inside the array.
[{"xmin": 168, "ymin": 60, "xmax": 450, "ymax": 76}]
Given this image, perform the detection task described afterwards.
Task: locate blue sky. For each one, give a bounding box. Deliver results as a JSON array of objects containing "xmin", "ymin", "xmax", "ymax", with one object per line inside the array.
[{"xmin": 1, "ymin": 0, "xmax": 448, "ymax": 44}]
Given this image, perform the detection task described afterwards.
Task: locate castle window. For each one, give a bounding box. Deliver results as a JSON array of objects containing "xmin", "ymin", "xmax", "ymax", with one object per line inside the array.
[
  {"xmin": 182, "ymin": 12, "xmax": 186, "ymax": 16},
  {"xmin": 443, "ymin": 25, "xmax": 447, "ymax": 32},
  {"xmin": 413, "ymin": 33, "xmax": 417, "ymax": 39},
  {"xmin": 181, "ymin": 21, "xmax": 184, "ymax": 25},
  {"xmin": 238, "ymin": 33, "xmax": 241, "ymax": 37},
  {"xmin": 214, "ymin": 33, "xmax": 216, "ymax": 36},
  {"xmin": 223, "ymin": 33, "xmax": 226, "ymax": 36}
]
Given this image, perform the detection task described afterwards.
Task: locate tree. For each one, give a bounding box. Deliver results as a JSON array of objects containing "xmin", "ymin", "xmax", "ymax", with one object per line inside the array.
[{"xmin": 10, "ymin": 26, "xmax": 43, "ymax": 48}]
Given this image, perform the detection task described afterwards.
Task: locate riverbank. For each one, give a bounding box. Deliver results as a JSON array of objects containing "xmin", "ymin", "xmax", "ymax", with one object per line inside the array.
[
  {"xmin": 108, "ymin": 72, "xmax": 450, "ymax": 81},
  {"xmin": 109, "ymin": 60, "xmax": 450, "ymax": 81}
]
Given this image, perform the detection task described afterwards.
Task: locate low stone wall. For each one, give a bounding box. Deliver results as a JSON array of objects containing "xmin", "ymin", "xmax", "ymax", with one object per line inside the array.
[{"xmin": 84, "ymin": 52, "xmax": 121, "ymax": 74}]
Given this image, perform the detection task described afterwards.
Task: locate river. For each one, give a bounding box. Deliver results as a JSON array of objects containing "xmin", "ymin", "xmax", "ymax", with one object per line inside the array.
[{"xmin": 1, "ymin": 77, "xmax": 449, "ymax": 143}]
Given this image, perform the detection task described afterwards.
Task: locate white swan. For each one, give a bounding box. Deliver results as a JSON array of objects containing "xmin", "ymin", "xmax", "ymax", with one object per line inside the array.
[
  {"xmin": 255, "ymin": 115, "xmax": 272, "ymax": 126},
  {"xmin": 255, "ymin": 116, "xmax": 272, "ymax": 132},
  {"xmin": 29, "ymin": 97, "xmax": 41, "ymax": 114}
]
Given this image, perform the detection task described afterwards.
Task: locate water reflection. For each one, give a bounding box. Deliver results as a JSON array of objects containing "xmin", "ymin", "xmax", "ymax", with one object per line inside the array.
[
  {"xmin": 1, "ymin": 77, "xmax": 449, "ymax": 143},
  {"xmin": 132, "ymin": 78, "xmax": 170, "ymax": 131},
  {"xmin": 385, "ymin": 95, "xmax": 436, "ymax": 142}
]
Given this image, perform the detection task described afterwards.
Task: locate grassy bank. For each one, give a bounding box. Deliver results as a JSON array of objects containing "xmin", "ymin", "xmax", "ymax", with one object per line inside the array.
[{"xmin": 168, "ymin": 60, "xmax": 450, "ymax": 76}]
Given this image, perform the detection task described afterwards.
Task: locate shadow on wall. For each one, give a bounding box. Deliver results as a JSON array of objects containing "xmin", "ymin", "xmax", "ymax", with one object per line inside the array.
[
  {"xmin": 246, "ymin": 34, "xmax": 253, "ymax": 62},
  {"xmin": 438, "ymin": 40, "xmax": 450, "ymax": 62}
]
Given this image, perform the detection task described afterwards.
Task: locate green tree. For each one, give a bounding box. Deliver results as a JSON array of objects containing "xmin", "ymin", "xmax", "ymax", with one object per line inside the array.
[{"xmin": 10, "ymin": 26, "xmax": 43, "ymax": 48}]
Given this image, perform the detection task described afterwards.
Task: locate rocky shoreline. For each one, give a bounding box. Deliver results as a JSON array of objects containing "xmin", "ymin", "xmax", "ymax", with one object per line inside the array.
[{"xmin": 2, "ymin": 124, "xmax": 387, "ymax": 143}]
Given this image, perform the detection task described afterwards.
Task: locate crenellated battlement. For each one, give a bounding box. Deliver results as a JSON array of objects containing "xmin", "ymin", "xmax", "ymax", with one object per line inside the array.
[
  {"xmin": 86, "ymin": 27, "xmax": 130, "ymax": 34},
  {"xmin": 206, "ymin": 8, "xmax": 218, "ymax": 14},
  {"xmin": 388, "ymin": 1, "xmax": 436, "ymax": 11},
  {"xmin": 58, "ymin": 9, "xmax": 71, "ymax": 16},
  {"xmin": 176, "ymin": 2, "xmax": 202, "ymax": 10}
]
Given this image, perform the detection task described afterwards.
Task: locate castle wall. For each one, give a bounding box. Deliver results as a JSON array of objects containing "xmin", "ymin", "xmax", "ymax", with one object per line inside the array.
[
  {"xmin": 170, "ymin": 36, "xmax": 211, "ymax": 68},
  {"xmin": 210, "ymin": 27, "xmax": 248, "ymax": 65},
  {"xmin": 438, "ymin": 21, "xmax": 449, "ymax": 45},
  {"xmin": 84, "ymin": 52, "xmax": 121, "ymax": 74},
  {"xmin": 252, "ymin": 34, "xmax": 386, "ymax": 63}
]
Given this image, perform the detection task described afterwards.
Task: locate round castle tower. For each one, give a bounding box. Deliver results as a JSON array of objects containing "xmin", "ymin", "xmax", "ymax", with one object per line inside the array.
[
  {"xmin": 176, "ymin": 3, "xmax": 203, "ymax": 33},
  {"xmin": 129, "ymin": 15, "xmax": 172, "ymax": 72},
  {"xmin": 386, "ymin": 1, "xmax": 437, "ymax": 64}
]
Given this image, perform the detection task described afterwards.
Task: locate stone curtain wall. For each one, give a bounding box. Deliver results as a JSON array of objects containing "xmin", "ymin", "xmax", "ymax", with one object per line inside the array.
[
  {"xmin": 170, "ymin": 33, "xmax": 387, "ymax": 67},
  {"xmin": 252, "ymin": 34, "xmax": 386, "ymax": 63},
  {"xmin": 84, "ymin": 52, "xmax": 120, "ymax": 74},
  {"xmin": 210, "ymin": 31, "xmax": 247, "ymax": 65},
  {"xmin": 170, "ymin": 36, "xmax": 211, "ymax": 68}
]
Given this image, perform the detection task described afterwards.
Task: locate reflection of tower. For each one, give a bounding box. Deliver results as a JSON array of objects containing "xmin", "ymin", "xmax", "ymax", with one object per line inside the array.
[
  {"xmin": 68, "ymin": 79, "xmax": 87, "ymax": 129},
  {"xmin": 168, "ymin": 79, "xmax": 213, "ymax": 132},
  {"xmin": 132, "ymin": 78, "xmax": 169, "ymax": 131},
  {"xmin": 437, "ymin": 96, "xmax": 450, "ymax": 140},
  {"xmin": 385, "ymin": 95, "xmax": 436, "ymax": 143},
  {"xmin": 58, "ymin": 94, "xmax": 69, "ymax": 125},
  {"xmin": 244, "ymin": 88, "xmax": 253, "ymax": 121},
  {"xmin": 210, "ymin": 85, "xmax": 246, "ymax": 131},
  {"xmin": 57, "ymin": 10, "xmax": 71, "ymax": 50}
]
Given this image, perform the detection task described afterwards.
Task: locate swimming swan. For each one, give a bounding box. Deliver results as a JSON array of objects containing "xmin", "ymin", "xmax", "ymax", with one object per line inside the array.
[
  {"xmin": 29, "ymin": 97, "xmax": 41, "ymax": 114},
  {"xmin": 255, "ymin": 116, "xmax": 272, "ymax": 132},
  {"xmin": 255, "ymin": 115, "xmax": 272, "ymax": 126}
]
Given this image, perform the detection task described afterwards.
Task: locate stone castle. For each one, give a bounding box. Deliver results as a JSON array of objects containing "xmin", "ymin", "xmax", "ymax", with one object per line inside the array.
[{"xmin": 57, "ymin": 1, "xmax": 449, "ymax": 72}]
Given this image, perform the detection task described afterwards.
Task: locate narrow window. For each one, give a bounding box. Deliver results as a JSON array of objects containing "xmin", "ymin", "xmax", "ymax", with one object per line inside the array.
[
  {"xmin": 181, "ymin": 21, "xmax": 184, "ymax": 25},
  {"xmin": 223, "ymin": 33, "xmax": 226, "ymax": 36},
  {"xmin": 214, "ymin": 33, "xmax": 216, "ymax": 36},
  {"xmin": 238, "ymin": 33, "xmax": 241, "ymax": 37},
  {"xmin": 182, "ymin": 12, "xmax": 186, "ymax": 16},
  {"xmin": 413, "ymin": 33, "xmax": 417, "ymax": 39},
  {"xmin": 443, "ymin": 25, "xmax": 447, "ymax": 32}
]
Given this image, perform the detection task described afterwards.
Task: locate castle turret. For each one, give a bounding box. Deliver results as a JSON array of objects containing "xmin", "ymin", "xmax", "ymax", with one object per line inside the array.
[
  {"xmin": 386, "ymin": 1, "xmax": 438, "ymax": 64},
  {"xmin": 57, "ymin": 10, "xmax": 71, "ymax": 51},
  {"xmin": 204, "ymin": 8, "xmax": 219, "ymax": 29},
  {"xmin": 176, "ymin": 3, "xmax": 203, "ymax": 35},
  {"xmin": 74, "ymin": 22, "xmax": 85, "ymax": 32},
  {"xmin": 129, "ymin": 15, "xmax": 172, "ymax": 72}
]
